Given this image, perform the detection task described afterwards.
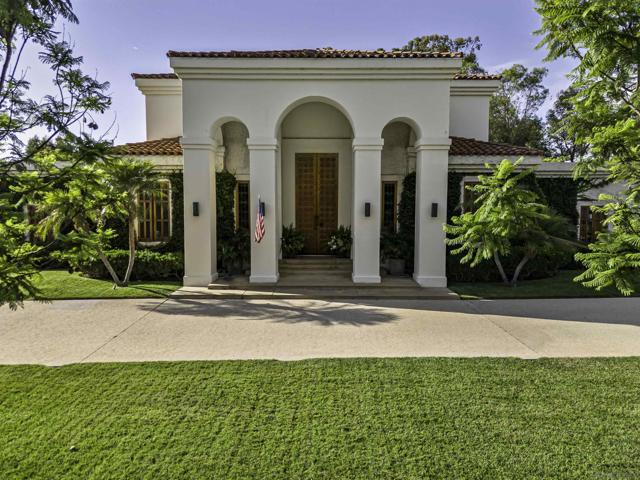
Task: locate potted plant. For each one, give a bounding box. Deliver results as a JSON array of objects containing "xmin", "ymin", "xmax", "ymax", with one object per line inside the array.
[
  {"xmin": 281, "ymin": 224, "xmax": 305, "ymax": 258},
  {"xmin": 381, "ymin": 230, "xmax": 406, "ymax": 275},
  {"xmin": 327, "ymin": 226, "xmax": 352, "ymax": 258}
]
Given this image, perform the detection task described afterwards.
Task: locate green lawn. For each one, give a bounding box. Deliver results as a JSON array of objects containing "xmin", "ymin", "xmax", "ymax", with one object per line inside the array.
[
  {"xmin": 449, "ymin": 270, "xmax": 639, "ymax": 300},
  {"xmin": 32, "ymin": 270, "xmax": 181, "ymax": 300},
  {"xmin": 1, "ymin": 358, "xmax": 639, "ymax": 479}
]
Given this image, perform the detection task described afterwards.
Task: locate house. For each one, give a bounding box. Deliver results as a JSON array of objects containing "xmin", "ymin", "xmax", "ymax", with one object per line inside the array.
[{"xmin": 121, "ymin": 48, "xmax": 611, "ymax": 288}]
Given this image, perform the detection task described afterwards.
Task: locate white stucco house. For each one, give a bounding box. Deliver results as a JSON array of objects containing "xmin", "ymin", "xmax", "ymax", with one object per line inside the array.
[{"xmin": 121, "ymin": 48, "xmax": 605, "ymax": 288}]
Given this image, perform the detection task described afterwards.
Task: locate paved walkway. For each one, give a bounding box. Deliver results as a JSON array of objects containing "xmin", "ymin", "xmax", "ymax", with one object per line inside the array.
[{"xmin": 1, "ymin": 297, "xmax": 640, "ymax": 365}]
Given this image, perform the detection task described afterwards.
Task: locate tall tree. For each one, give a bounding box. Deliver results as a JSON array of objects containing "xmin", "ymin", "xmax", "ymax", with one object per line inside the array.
[
  {"xmin": 545, "ymin": 87, "xmax": 589, "ymax": 162},
  {"xmin": 399, "ymin": 34, "xmax": 485, "ymax": 74},
  {"xmin": 0, "ymin": 0, "xmax": 111, "ymax": 309},
  {"xmin": 489, "ymin": 64, "xmax": 549, "ymax": 150},
  {"xmin": 536, "ymin": 0, "xmax": 640, "ymax": 295},
  {"xmin": 445, "ymin": 159, "xmax": 575, "ymax": 286}
]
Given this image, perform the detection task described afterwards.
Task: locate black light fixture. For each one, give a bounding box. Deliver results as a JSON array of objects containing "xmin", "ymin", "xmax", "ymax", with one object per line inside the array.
[
  {"xmin": 192, "ymin": 202, "xmax": 200, "ymax": 217},
  {"xmin": 430, "ymin": 202, "xmax": 438, "ymax": 218},
  {"xmin": 364, "ymin": 202, "xmax": 371, "ymax": 217}
]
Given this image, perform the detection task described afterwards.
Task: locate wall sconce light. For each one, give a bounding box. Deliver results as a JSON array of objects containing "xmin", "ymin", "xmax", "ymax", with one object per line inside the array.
[
  {"xmin": 192, "ymin": 202, "xmax": 200, "ymax": 217},
  {"xmin": 364, "ymin": 202, "xmax": 371, "ymax": 217},
  {"xmin": 430, "ymin": 202, "xmax": 438, "ymax": 218}
]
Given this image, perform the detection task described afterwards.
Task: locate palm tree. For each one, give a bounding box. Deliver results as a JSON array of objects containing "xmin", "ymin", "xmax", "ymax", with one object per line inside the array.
[{"xmin": 104, "ymin": 158, "xmax": 161, "ymax": 285}]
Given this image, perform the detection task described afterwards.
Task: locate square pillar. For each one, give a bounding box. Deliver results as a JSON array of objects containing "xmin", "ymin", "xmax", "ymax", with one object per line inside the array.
[
  {"xmin": 182, "ymin": 138, "xmax": 217, "ymax": 286},
  {"xmin": 413, "ymin": 139, "xmax": 451, "ymax": 287},
  {"xmin": 351, "ymin": 138, "xmax": 384, "ymax": 284},
  {"xmin": 248, "ymin": 137, "xmax": 279, "ymax": 283}
]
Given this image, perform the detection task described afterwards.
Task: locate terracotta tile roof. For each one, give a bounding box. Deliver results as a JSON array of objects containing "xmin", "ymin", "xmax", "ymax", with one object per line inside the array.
[
  {"xmin": 118, "ymin": 137, "xmax": 183, "ymax": 156},
  {"xmin": 131, "ymin": 73, "xmax": 179, "ymax": 79},
  {"xmin": 166, "ymin": 48, "xmax": 462, "ymax": 59},
  {"xmin": 453, "ymin": 73, "xmax": 502, "ymax": 80},
  {"xmin": 449, "ymin": 136, "xmax": 543, "ymax": 156},
  {"xmin": 118, "ymin": 136, "xmax": 542, "ymax": 158}
]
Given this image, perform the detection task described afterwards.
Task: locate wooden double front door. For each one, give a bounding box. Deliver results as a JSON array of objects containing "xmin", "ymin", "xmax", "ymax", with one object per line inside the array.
[{"xmin": 295, "ymin": 153, "xmax": 338, "ymax": 254}]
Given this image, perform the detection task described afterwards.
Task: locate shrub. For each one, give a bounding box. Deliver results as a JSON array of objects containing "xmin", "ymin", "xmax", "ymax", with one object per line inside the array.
[
  {"xmin": 328, "ymin": 226, "xmax": 352, "ymax": 258},
  {"xmin": 380, "ymin": 230, "xmax": 407, "ymax": 260},
  {"xmin": 218, "ymin": 228, "xmax": 250, "ymax": 275},
  {"xmin": 72, "ymin": 249, "xmax": 183, "ymax": 281},
  {"xmin": 281, "ymin": 224, "xmax": 305, "ymax": 258}
]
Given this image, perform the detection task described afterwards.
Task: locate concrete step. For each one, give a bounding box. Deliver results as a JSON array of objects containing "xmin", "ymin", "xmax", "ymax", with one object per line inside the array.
[{"xmin": 279, "ymin": 265, "xmax": 352, "ymax": 272}]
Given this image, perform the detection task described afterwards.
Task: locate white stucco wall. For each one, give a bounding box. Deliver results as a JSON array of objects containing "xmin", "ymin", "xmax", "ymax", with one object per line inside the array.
[
  {"xmin": 449, "ymin": 79, "xmax": 499, "ymax": 141},
  {"xmin": 449, "ymin": 96, "xmax": 490, "ymax": 141},
  {"xmin": 171, "ymin": 56, "xmax": 460, "ymax": 286},
  {"xmin": 145, "ymin": 94, "xmax": 182, "ymax": 140},
  {"xmin": 134, "ymin": 77, "xmax": 183, "ymax": 141}
]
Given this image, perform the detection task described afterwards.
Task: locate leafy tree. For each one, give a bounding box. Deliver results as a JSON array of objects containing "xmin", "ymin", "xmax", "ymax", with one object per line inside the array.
[
  {"xmin": 545, "ymin": 87, "xmax": 588, "ymax": 162},
  {"xmin": 0, "ymin": 0, "xmax": 110, "ymax": 308},
  {"xmin": 489, "ymin": 64, "xmax": 549, "ymax": 150},
  {"xmin": 399, "ymin": 34, "xmax": 485, "ymax": 74},
  {"xmin": 36, "ymin": 148, "xmax": 160, "ymax": 287},
  {"xmin": 536, "ymin": 0, "xmax": 640, "ymax": 294},
  {"xmin": 445, "ymin": 159, "xmax": 575, "ymax": 286}
]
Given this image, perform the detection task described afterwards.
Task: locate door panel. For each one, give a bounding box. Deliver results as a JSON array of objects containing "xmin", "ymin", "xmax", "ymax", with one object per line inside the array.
[{"xmin": 295, "ymin": 153, "xmax": 338, "ymax": 254}]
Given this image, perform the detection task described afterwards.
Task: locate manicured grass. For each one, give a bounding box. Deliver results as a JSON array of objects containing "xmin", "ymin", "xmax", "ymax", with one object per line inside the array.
[
  {"xmin": 1, "ymin": 358, "xmax": 639, "ymax": 479},
  {"xmin": 32, "ymin": 270, "xmax": 181, "ymax": 300},
  {"xmin": 449, "ymin": 270, "xmax": 639, "ymax": 300}
]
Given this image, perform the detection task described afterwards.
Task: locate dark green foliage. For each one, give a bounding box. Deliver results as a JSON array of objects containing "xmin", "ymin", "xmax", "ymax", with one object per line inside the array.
[
  {"xmin": 537, "ymin": 177, "xmax": 580, "ymax": 225},
  {"xmin": 162, "ymin": 170, "xmax": 184, "ymax": 254},
  {"xmin": 489, "ymin": 64, "xmax": 549, "ymax": 151},
  {"xmin": 281, "ymin": 224, "xmax": 305, "ymax": 258},
  {"xmin": 397, "ymin": 171, "xmax": 416, "ymax": 272},
  {"xmin": 447, "ymin": 172, "xmax": 464, "ymax": 221},
  {"xmin": 327, "ymin": 226, "xmax": 352, "ymax": 258},
  {"xmin": 380, "ymin": 230, "xmax": 407, "ymax": 260},
  {"xmin": 399, "ymin": 34, "xmax": 485, "ymax": 74},
  {"xmin": 1, "ymin": 358, "xmax": 640, "ymax": 478},
  {"xmin": 72, "ymin": 249, "xmax": 183, "ymax": 281},
  {"xmin": 216, "ymin": 169, "xmax": 237, "ymax": 245},
  {"xmin": 215, "ymin": 169, "xmax": 249, "ymax": 273}
]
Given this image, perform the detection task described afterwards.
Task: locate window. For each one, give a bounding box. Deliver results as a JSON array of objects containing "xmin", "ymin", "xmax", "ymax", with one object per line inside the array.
[
  {"xmin": 579, "ymin": 205, "xmax": 604, "ymax": 243},
  {"xmin": 236, "ymin": 181, "xmax": 250, "ymax": 230},
  {"xmin": 381, "ymin": 181, "xmax": 397, "ymax": 232},
  {"xmin": 138, "ymin": 182, "xmax": 170, "ymax": 242},
  {"xmin": 462, "ymin": 181, "xmax": 479, "ymax": 213}
]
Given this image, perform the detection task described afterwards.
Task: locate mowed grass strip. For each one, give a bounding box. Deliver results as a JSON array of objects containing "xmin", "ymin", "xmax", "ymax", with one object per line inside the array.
[
  {"xmin": 32, "ymin": 270, "xmax": 181, "ymax": 300},
  {"xmin": 1, "ymin": 358, "xmax": 639, "ymax": 479},
  {"xmin": 449, "ymin": 270, "xmax": 640, "ymax": 299}
]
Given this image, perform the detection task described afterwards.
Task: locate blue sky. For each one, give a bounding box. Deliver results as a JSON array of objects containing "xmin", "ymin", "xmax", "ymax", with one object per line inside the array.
[{"xmin": 24, "ymin": 0, "xmax": 574, "ymax": 144}]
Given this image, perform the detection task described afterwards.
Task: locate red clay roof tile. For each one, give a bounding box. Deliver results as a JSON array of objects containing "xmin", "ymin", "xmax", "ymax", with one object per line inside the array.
[
  {"xmin": 166, "ymin": 48, "xmax": 462, "ymax": 59},
  {"xmin": 118, "ymin": 136, "xmax": 542, "ymax": 157}
]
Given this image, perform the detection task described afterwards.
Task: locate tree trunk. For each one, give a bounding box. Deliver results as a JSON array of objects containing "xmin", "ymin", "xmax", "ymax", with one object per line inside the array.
[
  {"xmin": 76, "ymin": 218, "xmax": 123, "ymax": 287},
  {"xmin": 123, "ymin": 213, "xmax": 137, "ymax": 286},
  {"xmin": 97, "ymin": 250, "xmax": 123, "ymax": 287},
  {"xmin": 493, "ymin": 251, "xmax": 510, "ymax": 285},
  {"xmin": 510, "ymin": 255, "xmax": 532, "ymax": 287}
]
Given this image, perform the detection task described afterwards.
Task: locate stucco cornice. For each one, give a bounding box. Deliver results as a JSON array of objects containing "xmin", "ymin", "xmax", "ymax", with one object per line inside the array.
[
  {"xmin": 181, "ymin": 137, "xmax": 214, "ymax": 150},
  {"xmin": 134, "ymin": 78, "xmax": 182, "ymax": 95},
  {"xmin": 450, "ymin": 79, "xmax": 500, "ymax": 96},
  {"xmin": 353, "ymin": 137, "xmax": 384, "ymax": 151},
  {"xmin": 415, "ymin": 137, "xmax": 451, "ymax": 151},
  {"xmin": 169, "ymin": 57, "xmax": 462, "ymax": 80},
  {"xmin": 247, "ymin": 137, "xmax": 279, "ymax": 150}
]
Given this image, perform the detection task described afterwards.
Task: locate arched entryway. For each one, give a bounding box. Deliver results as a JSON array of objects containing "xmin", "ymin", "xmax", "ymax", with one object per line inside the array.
[{"xmin": 278, "ymin": 101, "xmax": 354, "ymax": 255}]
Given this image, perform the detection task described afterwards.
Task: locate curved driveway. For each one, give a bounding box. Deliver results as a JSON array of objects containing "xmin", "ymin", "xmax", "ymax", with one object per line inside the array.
[{"xmin": 1, "ymin": 297, "xmax": 640, "ymax": 365}]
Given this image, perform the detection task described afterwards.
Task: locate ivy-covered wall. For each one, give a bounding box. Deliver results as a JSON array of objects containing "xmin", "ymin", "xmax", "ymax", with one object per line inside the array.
[{"xmin": 396, "ymin": 170, "xmax": 580, "ymax": 280}]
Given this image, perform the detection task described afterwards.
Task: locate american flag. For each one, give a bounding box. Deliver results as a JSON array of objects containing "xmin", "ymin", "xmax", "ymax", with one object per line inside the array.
[{"xmin": 254, "ymin": 199, "xmax": 265, "ymax": 243}]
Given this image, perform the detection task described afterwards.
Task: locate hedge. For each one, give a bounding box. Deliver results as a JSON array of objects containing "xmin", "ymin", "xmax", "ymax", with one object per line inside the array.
[{"xmin": 75, "ymin": 249, "xmax": 184, "ymax": 281}]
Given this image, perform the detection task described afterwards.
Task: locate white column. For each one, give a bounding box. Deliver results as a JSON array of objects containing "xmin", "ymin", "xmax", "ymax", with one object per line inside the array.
[
  {"xmin": 248, "ymin": 137, "xmax": 279, "ymax": 283},
  {"xmin": 413, "ymin": 139, "xmax": 451, "ymax": 287},
  {"xmin": 182, "ymin": 138, "xmax": 217, "ymax": 286},
  {"xmin": 351, "ymin": 138, "xmax": 384, "ymax": 284}
]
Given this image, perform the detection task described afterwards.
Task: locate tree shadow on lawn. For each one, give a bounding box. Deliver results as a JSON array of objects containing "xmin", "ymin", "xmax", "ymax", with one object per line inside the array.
[
  {"xmin": 141, "ymin": 297, "xmax": 400, "ymax": 327},
  {"xmin": 143, "ymin": 296, "xmax": 640, "ymax": 328}
]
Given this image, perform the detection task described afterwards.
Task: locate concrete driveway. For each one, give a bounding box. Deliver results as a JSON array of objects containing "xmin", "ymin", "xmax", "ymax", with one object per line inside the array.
[{"xmin": 1, "ymin": 297, "xmax": 640, "ymax": 365}]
